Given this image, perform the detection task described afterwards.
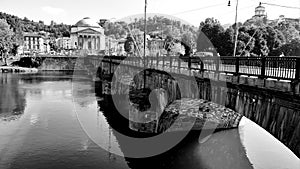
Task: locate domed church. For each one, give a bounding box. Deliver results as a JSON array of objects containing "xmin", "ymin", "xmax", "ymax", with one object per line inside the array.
[{"xmin": 70, "ymin": 17, "xmax": 105, "ymax": 54}]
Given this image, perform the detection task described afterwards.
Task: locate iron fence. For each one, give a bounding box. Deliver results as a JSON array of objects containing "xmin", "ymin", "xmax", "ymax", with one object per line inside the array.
[{"xmin": 94, "ymin": 55, "xmax": 300, "ymax": 81}]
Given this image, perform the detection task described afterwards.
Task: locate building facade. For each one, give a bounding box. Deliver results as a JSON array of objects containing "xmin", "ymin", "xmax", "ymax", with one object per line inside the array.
[
  {"xmin": 57, "ymin": 37, "xmax": 72, "ymax": 50},
  {"xmin": 22, "ymin": 32, "xmax": 49, "ymax": 54},
  {"xmin": 244, "ymin": 4, "xmax": 268, "ymax": 26},
  {"xmin": 245, "ymin": 4, "xmax": 300, "ymax": 27},
  {"xmin": 276, "ymin": 15, "xmax": 300, "ymax": 25},
  {"xmin": 70, "ymin": 17, "xmax": 105, "ymax": 54}
]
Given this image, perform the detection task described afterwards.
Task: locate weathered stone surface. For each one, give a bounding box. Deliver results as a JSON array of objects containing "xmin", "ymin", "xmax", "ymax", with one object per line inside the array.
[
  {"xmin": 128, "ymin": 89, "xmax": 243, "ymax": 134},
  {"xmin": 158, "ymin": 98, "xmax": 243, "ymax": 133}
]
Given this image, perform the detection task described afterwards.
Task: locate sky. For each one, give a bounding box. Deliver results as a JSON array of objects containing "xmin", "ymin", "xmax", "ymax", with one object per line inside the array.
[{"xmin": 0, "ymin": 0, "xmax": 299, "ymax": 26}]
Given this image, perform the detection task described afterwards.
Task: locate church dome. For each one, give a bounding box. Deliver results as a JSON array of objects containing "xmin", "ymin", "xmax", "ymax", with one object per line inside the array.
[{"xmin": 75, "ymin": 17, "xmax": 100, "ymax": 27}]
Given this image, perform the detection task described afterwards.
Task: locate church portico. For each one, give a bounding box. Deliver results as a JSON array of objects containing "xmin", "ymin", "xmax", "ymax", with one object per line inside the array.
[{"xmin": 71, "ymin": 17, "xmax": 105, "ymax": 54}]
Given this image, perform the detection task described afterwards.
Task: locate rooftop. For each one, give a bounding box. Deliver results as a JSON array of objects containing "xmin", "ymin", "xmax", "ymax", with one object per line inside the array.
[{"xmin": 74, "ymin": 17, "xmax": 100, "ymax": 28}]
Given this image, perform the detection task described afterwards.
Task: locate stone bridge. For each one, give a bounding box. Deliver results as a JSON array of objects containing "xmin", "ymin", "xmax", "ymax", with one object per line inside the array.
[{"xmin": 21, "ymin": 55, "xmax": 300, "ymax": 156}]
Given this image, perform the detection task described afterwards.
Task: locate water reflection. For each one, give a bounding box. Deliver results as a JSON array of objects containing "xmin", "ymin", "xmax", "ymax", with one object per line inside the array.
[
  {"xmin": 95, "ymin": 80, "xmax": 299, "ymax": 169},
  {"xmin": 0, "ymin": 74, "xmax": 26, "ymax": 121},
  {"xmin": 96, "ymin": 92, "xmax": 254, "ymax": 169},
  {"xmin": 1, "ymin": 72, "xmax": 297, "ymax": 169},
  {"xmin": 0, "ymin": 73, "xmax": 129, "ymax": 169}
]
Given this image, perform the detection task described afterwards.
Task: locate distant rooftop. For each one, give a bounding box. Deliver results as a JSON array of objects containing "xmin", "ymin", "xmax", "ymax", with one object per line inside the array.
[{"xmin": 74, "ymin": 17, "xmax": 100, "ymax": 28}]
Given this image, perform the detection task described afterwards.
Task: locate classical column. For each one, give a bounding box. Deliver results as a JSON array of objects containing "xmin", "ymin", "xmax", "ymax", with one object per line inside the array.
[
  {"xmin": 83, "ymin": 35, "xmax": 87, "ymax": 49},
  {"xmin": 87, "ymin": 35, "xmax": 91, "ymax": 50},
  {"xmin": 93, "ymin": 36, "xmax": 97, "ymax": 50},
  {"xmin": 92, "ymin": 36, "xmax": 95, "ymax": 50},
  {"xmin": 97, "ymin": 36, "xmax": 100, "ymax": 50},
  {"xmin": 78, "ymin": 35, "xmax": 82, "ymax": 49},
  {"xmin": 80, "ymin": 35, "xmax": 83, "ymax": 49}
]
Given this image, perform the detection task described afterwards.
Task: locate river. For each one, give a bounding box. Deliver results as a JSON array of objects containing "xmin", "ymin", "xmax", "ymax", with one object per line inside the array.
[
  {"xmin": 0, "ymin": 72, "xmax": 298, "ymax": 169},
  {"xmin": 0, "ymin": 72, "xmax": 129, "ymax": 169}
]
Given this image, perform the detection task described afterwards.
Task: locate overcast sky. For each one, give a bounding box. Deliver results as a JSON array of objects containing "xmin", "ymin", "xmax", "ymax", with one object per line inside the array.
[{"xmin": 0, "ymin": 0, "xmax": 299, "ymax": 26}]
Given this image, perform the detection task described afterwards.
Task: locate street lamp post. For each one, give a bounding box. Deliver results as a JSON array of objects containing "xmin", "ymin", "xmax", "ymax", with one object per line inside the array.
[
  {"xmin": 144, "ymin": 0, "xmax": 147, "ymax": 60},
  {"xmin": 143, "ymin": 0, "xmax": 147, "ymax": 88},
  {"xmin": 228, "ymin": 0, "xmax": 239, "ymax": 57}
]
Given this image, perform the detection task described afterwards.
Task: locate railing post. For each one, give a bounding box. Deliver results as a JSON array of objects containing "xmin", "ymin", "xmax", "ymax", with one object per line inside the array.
[
  {"xmin": 162, "ymin": 56, "xmax": 165, "ymax": 70},
  {"xmin": 215, "ymin": 57, "xmax": 219, "ymax": 73},
  {"xmin": 261, "ymin": 57, "xmax": 266, "ymax": 78},
  {"xmin": 169, "ymin": 56, "xmax": 172, "ymax": 70},
  {"xmin": 188, "ymin": 56, "xmax": 191, "ymax": 69},
  {"xmin": 235, "ymin": 57, "xmax": 239, "ymax": 75},
  {"xmin": 178, "ymin": 58, "xmax": 181, "ymax": 73},
  {"xmin": 295, "ymin": 58, "xmax": 300, "ymax": 80},
  {"xmin": 109, "ymin": 55, "xmax": 112, "ymax": 75},
  {"xmin": 293, "ymin": 57, "xmax": 300, "ymax": 94},
  {"xmin": 200, "ymin": 59, "xmax": 204, "ymax": 72},
  {"xmin": 156, "ymin": 53, "xmax": 159, "ymax": 68},
  {"xmin": 151, "ymin": 55, "xmax": 154, "ymax": 67}
]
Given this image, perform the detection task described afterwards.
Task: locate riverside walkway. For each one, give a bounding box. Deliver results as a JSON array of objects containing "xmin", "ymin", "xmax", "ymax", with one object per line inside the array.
[{"xmin": 0, "ymin": 66, "xmax": 38, "ymax": 73}]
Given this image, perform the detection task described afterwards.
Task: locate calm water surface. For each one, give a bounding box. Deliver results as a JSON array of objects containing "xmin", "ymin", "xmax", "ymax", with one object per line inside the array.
[
  {"xmin": 0, "ymin": 72, "xmax": 298, "ymax": 169},
  {"xmin": 0, "ymin": 73, "xmax": 129, "ymax": 169}
]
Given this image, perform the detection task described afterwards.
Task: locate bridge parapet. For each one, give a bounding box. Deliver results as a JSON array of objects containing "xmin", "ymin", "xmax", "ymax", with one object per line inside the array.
[{"xmin": 20, "ymin": 55, "xmax": 300, "ymax": 94}]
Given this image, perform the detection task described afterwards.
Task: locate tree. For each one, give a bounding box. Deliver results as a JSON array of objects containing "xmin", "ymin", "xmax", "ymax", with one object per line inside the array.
[
  {"xmin": 181, "ymin": 31, "xmax": 196, "ymax": 49},
  {"xmin": 163, "ymin": 25, "xmax": 181, "ymax": 39},
  {"xmin": 265, "ymin": 26, "xmax": 285, "ymax": 56},
  {"xmin": 277, "ymin": 39, "xmax": 300, "ymax": 56},
  {"xmin": 236, "ymin": 31, "xmax": 253, "ymax": 56},
  {"xmin": 197, "ymin": 31, "xmax": 213, "ymax": 52},
  {"xmin": 0, "ymin": 19, "xmax": 14, "ymax": 64},
  {"xmin": 23, "ymin": 17, "xmax": 30, "ymax": 22},
  {"xmin": 197, "ymin": 18, "xmax": 224, "ymax": 55},
  {"xmin": 218, "ymin": 27, "xmax": 234, "ymax": 56},
  {"xmin": 164, "ymin": 36, "xmax": 175, "ymax": 54},
  {"xmin": 276, "ymin": 22, "xmax": 300, "ymax": 43},
  {"xmin": 124, "ymin": 36, "xmax": 134, "ymax": 54},
  {"xmin": 181, "ymin": 31, "xmax": 195, "ymax": 56},
  {"xmin": 48, "ymin": 39, "xmax": 58, "ymax": 51}
]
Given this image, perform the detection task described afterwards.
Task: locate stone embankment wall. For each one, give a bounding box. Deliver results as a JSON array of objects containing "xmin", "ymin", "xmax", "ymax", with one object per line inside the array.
[{"xmin": 11, "ymin": 57, "xmax": 89, "ymax": 71}]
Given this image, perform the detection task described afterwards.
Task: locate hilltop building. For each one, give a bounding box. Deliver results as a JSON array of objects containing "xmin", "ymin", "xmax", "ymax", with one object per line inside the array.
[
  {"xmin": 245, "ymin": 3, "xmax": 300, "ymax": 26},
  {"xmin": 70, "ymin": 17, "xmax": 105, "ymax": 54},
  {"xmin": 244, "ymin": 4, "xmax": 268, "ymax": 25},
  {"xmin": 273, "ymin": 15, "xmax": 300, "ymax": 25}
]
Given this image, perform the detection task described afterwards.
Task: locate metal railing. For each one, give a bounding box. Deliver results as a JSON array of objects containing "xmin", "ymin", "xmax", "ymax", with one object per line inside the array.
[{"xmin": 100, "ymin": 55, "xmax": 300, "ymax": 81}]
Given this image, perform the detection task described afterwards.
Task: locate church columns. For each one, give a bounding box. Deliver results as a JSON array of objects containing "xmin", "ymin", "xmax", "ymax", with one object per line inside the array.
[
  {"xmin": 78, "ymin": 35, "xmax": 84, "ymax": 49},
  {"xmin": 81, "ymin": 35, "xmax": 86, "ymax": 49},
  {"xmin": 92, "ymin": 36, "xmax": 95, "ymax": 50},
  {"xmin": 98, "ymin": 36, "xmax": 101, "ymax": 50},
  {"xmin": 83, "ymin": 35, "xmax": 88, "ymax": 49},
  {"xmin": 96, "ymin": 36, "xmax": 99, "ymax": 50},
  {"xmin": 93, "ymin": 36, "xmax": 97, "ymax": 50},
  {"xmin": 76, "ymin": 33, "xmax": 103, "ymax": 51},
  {"xmin": 97, "ymin": 36, "xmax": 99, "ymax": 50}
]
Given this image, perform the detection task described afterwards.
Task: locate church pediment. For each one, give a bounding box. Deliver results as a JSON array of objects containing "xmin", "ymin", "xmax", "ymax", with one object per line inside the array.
[{"xmin": 76, "ymin": 28, "xmax": 102, "ymax": 34}]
